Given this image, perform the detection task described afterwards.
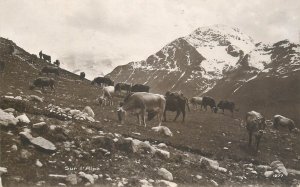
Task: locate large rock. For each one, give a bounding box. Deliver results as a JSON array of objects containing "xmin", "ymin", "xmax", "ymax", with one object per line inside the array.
[
  {"xmin": 30, "ymin": 95, "xmax": 44, "ymax": 102},
  {"xmin": 152, "ymin": 126, "xmax": 173, "ymax": 137},
  {"xmin": 31, "ymin": 137, "xmax": 56, "ymax": 151},
  {"xmin": 16, "ymin": 114, "xmax": 30, "ymax": 124},
  {"xmin": 0, "ymin": 109, "xmax": 18, "ymax": 126},
  {"xmin": 200, "ymin": 157, "xmax": 227, "ymax": 173},
  {"xmin": 79, "ymin": 172, "xmax": 94, "ymax": 184},
  {"xmin": 264, "ymin": 160, "xmax": 288, "ymax": 178},
  {"xmin": 82, "ymin": 106, "xmax": 95, "ymax": 118},
  {"xmin": 155, "ymin": 180, "xmax": 177, "ymax": 187},
  {"xmin": 0, "ymin": 167, "xmax": 8, "ymax": 187},
  {"xmin": 158, "ymin": 168, "xmax": 173, "ymax": 181}
]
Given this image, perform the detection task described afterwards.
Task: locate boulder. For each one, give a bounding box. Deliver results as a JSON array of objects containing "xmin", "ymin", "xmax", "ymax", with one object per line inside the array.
[
  {"xmin": 31, "ymin": 137, "xmax": 56, "ymax": 151},
  {"xmin": 0, "ymin": 167, "xmax": 8, "ymax": 187},
  {"xmin": 79, "ymin": 172, "xmax": 94, "ymax": 184},
  {"xmin": 200, "ymin": 157, "xmax": 227, "ymax": 173},
  {"xmin": 3, "ymin": 108, "xmax": 15, "ymax": 113},
  {"xmin": 32, "ymin": 122, "xmax": 47, "ymax": 129},
  {"xmin": 152, "ymin": 126, "xmax": 173, "ymax": 137},
  {"xmin": 16, "ymin": 114, "xmax": 30, "ymax": 124},
  {"xmin": 155, "ymin": 180, "xmax": 177, "ymax": 187},
  {"xmin": 158, "ymin": 168, "xmax": 173, "ymax": 181},
  {"xmin": 0, "ymin": 109, "xmax": 18, "ymax": 126},
  {"xmin": 30, "ymin": 95, "xmax": 44, "ymax": 102},
  {"xmin": 82, "ymin": 106, "xmax": 95, "ymax": 118}
]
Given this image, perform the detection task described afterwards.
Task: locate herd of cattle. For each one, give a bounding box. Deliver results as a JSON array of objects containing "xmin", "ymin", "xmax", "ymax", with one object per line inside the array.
[{"xmin": 2, "ymin": 47, "xmax": 297, "ymax": 153}]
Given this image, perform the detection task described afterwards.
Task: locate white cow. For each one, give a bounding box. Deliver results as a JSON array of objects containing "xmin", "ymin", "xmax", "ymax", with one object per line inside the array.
[
  {"xmin": 246, "ymin": 111, "xmax": 266, "ymax": 151},
  {"xmin": 98, "ymin": 86, "xmax": 115, "ymax": 106},
  {"xmin": 117, "ymin": 92, "xmax": 166, "ymax": 127},
  {"xmin": 189, "ymin": 97, "xmax": 203, "ymax": 110},
  {"xmin": 273, "ymin": 115, "xmax": 296, "ymax": 132}
]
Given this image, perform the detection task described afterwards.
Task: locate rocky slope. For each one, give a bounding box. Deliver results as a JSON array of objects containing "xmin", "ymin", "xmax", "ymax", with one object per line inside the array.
[{"xmin": 1, "ymin": 36, "xmax": 300, "ymax": 187}]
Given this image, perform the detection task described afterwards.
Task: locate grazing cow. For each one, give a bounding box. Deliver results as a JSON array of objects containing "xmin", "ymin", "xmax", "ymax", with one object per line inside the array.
[
  {"xmin": 273, "ymin": 115, "xmax": 296, "ymax": 132},
  {"xmin": 131, "ymin": 84, "xmax": 150, "ymax": 92},
  {"xmin": 246, "ymin": 111, "xmax": 266, "ymax": 151},
  {"xmin": 189, "ymin": 97, "xmax": 203, "ymax": 110},
  {"xmin": 91, "ymin": 77, "xmax": 114, "ymax": 87},
  {"xmin": 217, "ymin": 100, "xmax": 236, "ymax": 116},
  {"xmin": 115, "ymin": 83, "xmax": 131, "ymax": 94},
  {"xmin": 29, "ymin": 77, "xmax": 55, "ymax": 91},
  {"xmin": 39, "ymin": 51, "xmax": 51, "ymax": 63},
  {"xmin": 117, "ymin": 92, "xmax": 166, "ymax": 127},
  {"xmin": 40, "ymin": 66, "xmax": 59, "ymax": 76},
  {"xmin": 98, "ymin": 86, "xmax": 115, "ymax": 106},
  {"xmin": 164, "ymin": 91, "xmax": 190, "ymax": 122},
  {"xmin": 202, "ymin": 96, "xmax": 217, "ymax": 113},
  {"xmin": 80, "ymin": 72, "xmax": 85, "ymax": 80},
  {"xmin": 54, "ymin": 60, "xmax": 60, "ymax": 67}
]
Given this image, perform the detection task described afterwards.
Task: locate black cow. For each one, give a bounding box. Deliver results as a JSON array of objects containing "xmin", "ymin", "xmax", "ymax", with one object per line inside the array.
[
  {"xmin": 217, "ymin": 100, "xmax": 236, "ymax": 116},
  {"xmin": 42, "ymin": 54, "xmax": 51, "ymax": 63},
  {"xmin": 202, "ymin": 96, "xmax": 217, "ymax": 113},
  {"xmin": 40, "ymin": 66, "xmax": 59, "ymax": 76},
  {"xmin": 29, "ymin": 77, "xmax": 55, "ymax": 91},
  {"xmin": 54, "ymin": 60, "xmax": 60, "ymax": 67},
  {"xmin": 39, "ymin": 51, "xmax": 43, "ymax": 59},
  {"xmin": 115, "ymin": 83, "xmax": 131, "ymax": 94},
  {"xmin": 131, "ymin": 84, "xmax": 150, "ymax": 92},
  {"xmin": 91, "ymin": 77, "xmax": 114, "ymax": 87},
  {"xmin": 80, "ymin": 72, "xmax": 85, "ymax": 80},
  {"xmin": 163, "ymin": 91, "xmax": 190, "ymax": 122}
]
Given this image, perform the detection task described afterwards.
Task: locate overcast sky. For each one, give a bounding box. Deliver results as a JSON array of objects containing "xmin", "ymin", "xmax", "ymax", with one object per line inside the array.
[{"xmin": 1, "ymin": 0, "xmax": 299, "ymax": 76}]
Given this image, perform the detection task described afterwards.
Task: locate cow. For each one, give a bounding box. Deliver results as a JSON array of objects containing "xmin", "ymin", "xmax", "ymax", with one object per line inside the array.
[
  {"xmin": 91, "ymin": 77, "xmax": 114, "ymax": 87},
  {"xmin": 40, "ymin": 66, "xmax": 59, "ymax": 76},
  {"xmin": 246, "ymin": 111, "xmax": 266, "ymax": 151},
  {"xmin": 202, "ymin": 96, "xmax": 217, "ymax": 113},
  {"xmin": 54, "ymin": 60, "xmax": 60, "ymax": 67},
  {"xmin": 131, "ymin": 84, "xmax": 150, "ymax": 92},
  {"xmin": 217, "ymin": 100, "xmax": 236, "ymax": 116},
  {"xmin": 164, "ymin": 91, "xmax": 190, "ymax": 122},
  {"xmin": 80, "ymin": 72, "xmax": 85, "ymax": 80},
  {"xmin": 115, "ymin": 83, "xmax": 131, "ymax": 94},
  {"xmin": 29, "ymin": 77, "xmax": 55, "ymax": 91},
  {"xmin": 273, "ymin": 115, "xmax": 296, "ymax": 132},
  {"xmin": 117, "ymin": 92, "xmax": 166, "ymax": 127},
  {"xmin": 189, "ymin": 97, "xmax": 203, "ymax": 110},
  {"xmin": 42, "ymin": 54, "xmax": 51, "ymax": 63},
  {"xmin": 98, "ymin": 86, "xmax": 115, "ymax": 106}
]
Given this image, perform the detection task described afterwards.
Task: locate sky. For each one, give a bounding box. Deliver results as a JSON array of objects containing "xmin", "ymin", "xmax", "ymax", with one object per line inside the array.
[{"xmin": 0, "ymin": 0, "xmax": 299, "ymax": 78}]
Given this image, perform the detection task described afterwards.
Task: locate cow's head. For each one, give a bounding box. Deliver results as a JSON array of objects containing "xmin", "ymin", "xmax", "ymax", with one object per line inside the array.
[
  {"xmin": 213, "ymin": 107, "xmax": 218, "ymax": 113},
  {"xmin": 117, "ymin": 107, "xmax": 126, "ymax": 124}
]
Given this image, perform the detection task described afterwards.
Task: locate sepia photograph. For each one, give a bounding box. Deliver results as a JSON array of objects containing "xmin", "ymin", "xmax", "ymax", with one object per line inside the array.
[{"xmin": 0, "ymin": 0, "xmax": 300, "ymax": 186}]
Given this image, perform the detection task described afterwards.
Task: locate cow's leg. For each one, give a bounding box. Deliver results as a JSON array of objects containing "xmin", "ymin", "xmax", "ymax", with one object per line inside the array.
[
  {"xmin": 248, "ymin": 131, "xmax": 252, "ymax": 147},
  {"xmin": 174, "ymin": 110, "xmax": 180, "ymax": 121},
  {"xmin": 163, "ymin": 110, "xmax": 167, "ymax": 122},
  {"xmin": 222, "ymin": 109, "xmax": 225, "ymax": 114},
  {"xmin": 182, "ymin": 110, "xmax": 185, "ymax": 122},
  {"xmin": 141, "ymin": 110, "xmax": 147, "ymax": 127},
  {"xmin": 255, "ymin": 134, "xmax": 261, "ymax": 151},
  {"xmin": 157, "ymin": 111, "xmax": 163, "ymax": 126},
  {"xmin": 137, "ymin": 114, "xmax": 141, "ymax": 125}
]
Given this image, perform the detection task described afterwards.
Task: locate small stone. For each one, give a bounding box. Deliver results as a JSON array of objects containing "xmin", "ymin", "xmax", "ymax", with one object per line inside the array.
[
  {"xmin": 158, "ymin": 168, "xmax": 173, "ymax": 181},
  {"xmin": 196, "ymin": 175, "xmax": 202, "ymax": 179},
  {"xmin": 16, "ymin": 114, "xmax": 30, "ymax": 124},
  {"xmin": 36, "ymin": 159, "xmax": 43, "ymax": 167},
  {"xmin": 11, "ymin": 144, "xmax": 18, "ymax": 151}
]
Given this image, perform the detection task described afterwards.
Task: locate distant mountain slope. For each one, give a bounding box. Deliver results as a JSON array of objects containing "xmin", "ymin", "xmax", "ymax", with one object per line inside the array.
[{"xmin": 107, "ymin": 25, "xmax": 300, "ymax": 123}]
